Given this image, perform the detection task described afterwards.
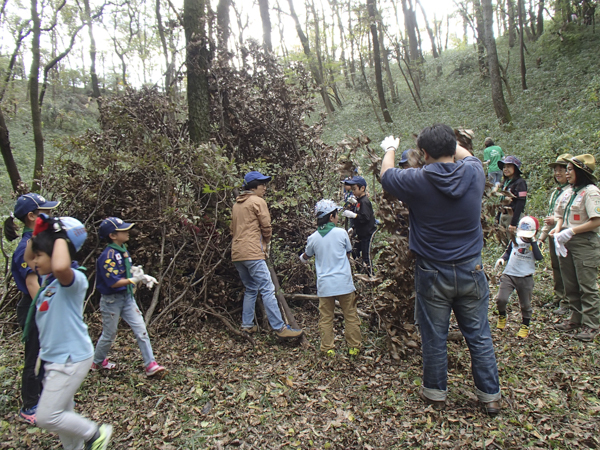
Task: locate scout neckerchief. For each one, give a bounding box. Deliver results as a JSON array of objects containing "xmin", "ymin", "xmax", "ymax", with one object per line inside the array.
[
  {"xmin": 500, "ymin": 178, "xmax": 512, "ymax": 203},
  {"xmin": 548, "ymin": 183, "xmax": 569, "ymax": 216},
  {"xmin": 317, "ymin": 222, "xmax": 336, "ymax": 237},
  {"xmin": 108, "ymin": 242, "xmax": 133, "ymax": 295},
  {"xmin": 21, "ymin": 262, "xmax": 85, "ymax": 343},
  {"xmin": 562, "ymin": 185, "xmax": 586, "ymax": 226},
  {"xmin": 23, "ymin": 227, "xmax": 33, "ymax": 234}
]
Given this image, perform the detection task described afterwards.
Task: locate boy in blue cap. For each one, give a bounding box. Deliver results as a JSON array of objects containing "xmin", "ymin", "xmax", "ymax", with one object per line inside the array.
[
  {"xmin": 24, "ymin": 214, "xmax": 112, "ymax": 450},
  {"xmin": 4, "ymin": 193, "xmax": 59, "ymax": 425},
  {"xmin": 231, "ymin": 171, "xmax": 303, "ymax": 338},
  {"xmin": 93, "ymin": 217, "xmax": 165, "ymax": 378},
  {"xmin": 342, "ymin": 176, "xmax": 377, "ymax": 274}
]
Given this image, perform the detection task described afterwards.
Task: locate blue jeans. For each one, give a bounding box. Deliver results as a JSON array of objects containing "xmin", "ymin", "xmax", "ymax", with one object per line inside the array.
[
  {"xmin": 94, "ymin": 291, "xmax": 155, "ymax": 367},
  {"xmin": 487, "ymin": 171, "xmax": 502, "ymax": 186},
  {"xmin": 234, "ymin": 260, "xmax": 284, "ymax": 331},
  {"xmin": 415, "ymin": 255, "xmax": 500, "ymax": 403}
]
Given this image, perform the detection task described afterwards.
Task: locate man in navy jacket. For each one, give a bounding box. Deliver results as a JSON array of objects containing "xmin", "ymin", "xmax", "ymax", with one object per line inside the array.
[{"xmin": 380, "ymin": 124, "xmax": 501, "ymax": 416}]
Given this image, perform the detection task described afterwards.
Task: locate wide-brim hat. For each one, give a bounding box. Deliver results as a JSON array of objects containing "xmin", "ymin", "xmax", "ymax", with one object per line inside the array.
[
  {"xmin": 548, "ymin": 153, "xmax": 573, "ymax": 168},
  {"xmin": 14, "ymin": 193, "xmax": 60, "ymax": 220},
  {"xmin": 99, "ymin": 217, "xmax": 135, "ymax": 239},
  {"xmin": 565, "ymin": 154, "xmax": 597, "ymax": 182},
  {"xmin": 498, "ymin": 156, "xmax": 522, "ymax": 174}
]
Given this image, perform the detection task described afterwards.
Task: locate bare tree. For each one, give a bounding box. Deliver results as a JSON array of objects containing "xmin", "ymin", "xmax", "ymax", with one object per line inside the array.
[
  {"xmin": 258, "ymin": 0, "xmax": 272, "ymax": 52},
  {"xmin": 517, "ymin": 0, "xmax": 527, "ymax": 89},
  {"xmin": 216, "ymin": 0, "xmax": 231, "ymax": 52},
  {"xmin": 30, "ymin": 0, "xmax": 45, "ymax": 191},
  {"xmin": 367, "ymin": 0, "xmax": 392, "ymax": 122},
  {"xmin": 416, "ymin": 0, "xmax": 438, "ymax": 58}
]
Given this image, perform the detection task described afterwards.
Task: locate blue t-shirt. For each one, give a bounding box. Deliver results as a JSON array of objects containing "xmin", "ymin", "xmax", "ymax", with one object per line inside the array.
[
  {"xmin": 35, "ymin": 269, "xmax": 93, "ymax": 364},
  {"xmin": 305, "ymin": 227, "xmax": 355, "ymax": 298},
  {"xmin": 11, "ymin": 230, "xmax": 36, "ymax": 295},
  {"xmin": 381, "ymin": 156, "xmax": 485, "ymax": 262},
  {"xmin": 96, "ymin": 245, "xmax": 133, "ymax": 295}
]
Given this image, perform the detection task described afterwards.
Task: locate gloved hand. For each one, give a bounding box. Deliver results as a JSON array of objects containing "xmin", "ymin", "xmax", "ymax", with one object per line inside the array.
[
  {"xmin": 342, "ymin": 210, "xmax": 357, "ymax": 219},
  {"xmin": 128, "ymin": 271, "xmax": 146, "ymax": 285},
  {"xmin": 555, "ymin": 228, "xmax": 575, "ymax": 245},
  {"xmin": 494, "ymin": 258, "xmax": 505, "ymax": 271},
  {"xmin": 348, "ymin": 197, "xmax": 358, "ymax": 205},
  {"xmin": 299, "ymin": 253, "xmax": 309, "ymax": 264},
  {"xmin": 554, "ymin": 237, "xmax": 568, "ymax": 257},
  {"xmin": 142, "ymin": 274, "xmax": 158, "ymax": 289},
  {"xmin": 264, "ymin": 243, "xmax": 270, "ymax": 258},
  {"xmin": 380, "ymin": 135, "xmax": 400, "ymax": 153},
  {"xmin": 347, "ymin": 228, "xmax": 354, "ymax": 238}
]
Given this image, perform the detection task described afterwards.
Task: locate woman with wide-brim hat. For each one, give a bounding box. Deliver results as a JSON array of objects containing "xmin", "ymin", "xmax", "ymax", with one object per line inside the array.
[
  {"xmin": 550, "ymin": 154, "xmax": 600, "ymax": 342},
  {"xmin": 537, "ymin": 153, "xmax": 572, "ymax": 315},
  {"xmin": 497, "ymin": 156, "xmax": 527, "ymax": 244}
]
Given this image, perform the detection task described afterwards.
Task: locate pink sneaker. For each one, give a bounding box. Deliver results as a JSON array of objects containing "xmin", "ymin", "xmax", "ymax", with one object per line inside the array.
[
  {"xmin": 145, "ymin": 361, "xmax": 166, "ymax": 378},
  {"xmin": 91, "ymin": 359, "xmax": 117, "ymax": 370}
]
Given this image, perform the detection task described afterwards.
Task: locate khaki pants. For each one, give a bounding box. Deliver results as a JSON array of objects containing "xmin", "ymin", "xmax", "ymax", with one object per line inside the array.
[
  {"xmin": 499, "ymin": 212, "xmax": 521, "ymax": 246},
  {"xmin": 548, "ymin": 238, "xmax": 568, "ymax": 307},
  {"xmin": 558, "ymin": 232, "xmax": 600, "ymax": 329},
  {"xmin": 318, "ymin": 292, "xmax": 362, "ymax": 352}
]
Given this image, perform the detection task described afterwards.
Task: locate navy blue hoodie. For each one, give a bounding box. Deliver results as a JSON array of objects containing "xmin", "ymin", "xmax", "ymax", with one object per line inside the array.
[{"xmin": 381, "ymin": 156, "xmax": 485, "ymax": 262}]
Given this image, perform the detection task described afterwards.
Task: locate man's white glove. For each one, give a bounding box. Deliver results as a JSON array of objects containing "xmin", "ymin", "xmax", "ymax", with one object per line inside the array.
[
  {"xmin": 554, "ymin": 237, "xmax": 568, "ymax": 257},
  {"xmin": 348, "ymin": 197, "xmax": 358, "ymax": 205},
  {"xmin": 347, "ymin": 228, "xmax": 354, "ymax": 238},
  {"xmin": 142, "ymin": 274, "xmax": 158, "ymax": 289},
  {"xmin": 299, "ymin": 254, "xmax": 309, "ymax": 264},
  {"xmin": 494, "ymin": 258, "xmax": 505, "ymax": 271},
  {"xmin": 128, "ymin": 265, "xmax": 146, "ymax": 284},
  {"xmin": 380, "ymin": 135, "xmax": 400, "ymax": 153},
  {"xmin": 264, "ymin": 243, "xmax": 270, "ymax": 258},
  {"xmin": 555, "ymin": 228, "xmax": 575, "ymax": 245},
  {"xmin": 342, "ymin": 210, "xmax": 357, "ymax": 219}
]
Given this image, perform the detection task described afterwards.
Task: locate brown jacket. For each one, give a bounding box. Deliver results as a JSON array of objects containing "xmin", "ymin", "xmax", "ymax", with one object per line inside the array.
[{"xmin": 231, "ymin": 192, "xmax": 272, "ymax": 261}]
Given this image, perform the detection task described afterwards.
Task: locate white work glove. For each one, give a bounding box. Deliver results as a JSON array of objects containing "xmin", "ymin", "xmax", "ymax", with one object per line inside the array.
[
  {"xmin": 554, "ymin": 237, "xmax": 568, "ymax": 257},
  {"xmin": 342, "ymin": 210, "xmax": 357, "ymax": 219},
  {"xmin": 128, "ymin": 265, "xmax": 146, "ymax": 284},
  {"xmin": 299, "ymin": 254, "xmax": 309, "ymax": 264},
  {"xmin": 347, "ymin": 228, "xmax": 354, "ymax": 238},
  {"xmin": 494, "ymin": 258, "xmax": 505, "ymax": 271},
  {"xmin": 142, "ymin": 274, "xmax": 158, "ymax": 289},
  {"xmin": 555, "ymin": 228, "xmax": 575, "ymax": 245},
  {"xmin": 348, "ymin": 197, "xmax": 358, "ymax": 205},
  {"xmin": 264, "ymin": 243, "xmax": 270, "ymax": 258},
  {"xmin": 380, "ymin": 135, "xmax": 400, "ymax": 153}
]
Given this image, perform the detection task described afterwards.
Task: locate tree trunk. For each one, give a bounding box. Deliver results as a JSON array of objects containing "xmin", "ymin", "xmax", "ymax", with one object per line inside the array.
[
  {"xmin": 401, "ymin": 0, "xmax": 420, "ymax": 63},
  {"xmin": 30, "ymin": 0, "xmax": 44, "ymax": 192},
  {"xmin": 82, "ymin": 0, "xmax": 101, "ymax": 98},
  {"xmin": 415, "ymin": 0, "xmax": 438, "ymax": 58},
  {"xmin": 507, "ymin": 0, "xmax": 516, "ymax": 47},
  {"xmin": 184, "ymin": 0, "xmax": 211, "ymax": 143},
  {"xmin": 348, "ymin": 0, "xmax": 356, "ymax": 86},
  {"xmin": 156, "ymin": 0, "xmax": 174, "ymax": 93},
  {"xmin": 216, "ymin": 0, "xmax": 231, "ymax": 53},
  {"xmin": 286, "ymin": 0, "xmax": 335, "ymax": 113},
  {"xmin": 258, "ymin": 0, "xmax": 272, "ymax": 52},
  {"xmin": 330, "ymin": 0, "xmax": 351, "ymax": 88},
  {"xmin": 536, "ymin": 0, "xmax": 544, "ymax": 36},
  {"xmin": 378, "ymin": 26, "xmax": 398, "ymax": 103},
  {"xmin": 517, "ymin": 0, "xmax": 527, "ymax": 90},
  {"xmin": 473, "ymin": 0, "xmax": 488, "ymax": 75},
  {"xmin": 367, "ymin": 0, "xmax": 392, "ymax": 122},
  {"xmin": 0, "ymin": 108, "xmax": 21, "ymax": 192},
  {"xmin": 482, "ymin": 0, "xmax": 512, "ymax": 123}
]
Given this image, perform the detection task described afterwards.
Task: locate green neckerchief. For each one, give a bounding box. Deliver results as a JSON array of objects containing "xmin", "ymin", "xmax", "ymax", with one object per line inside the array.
[
  {"xmin": 23, "ymin": 227, "xmax": 33, "ymax": 233},
  {"xmin": 108, "ymin": 242, "xmax": 133, "ymax": 295},
  {"xmin": 21, "ymin": 264, "xmax": 87, "ymax": 343},
  {"xmin": 562, "ymin": 185, "xmax": 586, "ymax": 226},
  {"xmin": 548, "ymin": 183, "xmax": 569, "ymax": 216},
  {"xmin": 317, "ymin": 222, "xmax": 336, "ymax": 237},
  {"xmin": 500, "ymin": 178, "xmax": 511, "ymax": 202}
]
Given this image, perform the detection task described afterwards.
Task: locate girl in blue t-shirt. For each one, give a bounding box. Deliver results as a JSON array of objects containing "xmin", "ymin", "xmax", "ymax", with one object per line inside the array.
[
  {"xmin": 4, "ymin": 194, "xmax": 59, "ymax": 425},
  {"xmin": 23, "ymin": 215, "xmax": 112, "ymax": 450}
]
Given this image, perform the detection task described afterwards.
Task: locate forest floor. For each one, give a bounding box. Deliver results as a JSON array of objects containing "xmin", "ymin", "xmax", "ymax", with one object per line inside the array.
[{"xmin": 1, "ymin": 256, "xmax": 600, "ymax": 450}]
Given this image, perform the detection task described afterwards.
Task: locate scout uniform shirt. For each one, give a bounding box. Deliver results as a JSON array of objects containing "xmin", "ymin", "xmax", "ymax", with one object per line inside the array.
[
  {"xmin": 540, "ymin": 184, "xmax": 572, "ymax": 238},
  {"xmin": 555, "ymin": 184, "xmax": 600, "ymax": 232},
  {"xmin": 96, "ymin": 245, "xmax": 133, "ymax": 295},
  {"xmin": 11, "ymin": 228, "xmax": 36, "ymax": 294}
]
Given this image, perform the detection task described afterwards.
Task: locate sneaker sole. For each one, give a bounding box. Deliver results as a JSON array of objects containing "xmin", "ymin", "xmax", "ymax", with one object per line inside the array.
[
  {"xmin": 146, "ymin": 368, "xmax": 167, "ymax": 379},
  {"xmin": 18, "ymin": 413, "xmax": 36, "ymax": 426},
  {"xmin": 99, "ymin": 424, "xmax": 113, "ymax": 450}
]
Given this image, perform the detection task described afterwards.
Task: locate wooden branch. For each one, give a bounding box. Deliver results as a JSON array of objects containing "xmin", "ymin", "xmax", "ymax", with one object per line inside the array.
[{"xmin": 204, "ymin": 304, "xmax": 255, "ymax": 346}]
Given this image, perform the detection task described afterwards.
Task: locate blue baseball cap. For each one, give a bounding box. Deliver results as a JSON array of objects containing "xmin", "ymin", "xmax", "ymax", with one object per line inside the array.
[
  {"xmin": 344, "ymin": 176, "xmax": 367, "ymax": 188},
  {"xmin": 60, "ymin": 217, "xmax": 88, "ymax": 252},
  {"xmin": 13, "ymin": 194, "xmax": 59, "ymax": 220},
  {"xmin": 99, "ymin": 217, "xmax": 135, "ymax": 239},
  {"xmin": 398, "ymin": 150, "xmax": 411, "ymax": 166},
  {"xmin": 244, "ymin": 171, "xmax": 272, "ymax": 186}
]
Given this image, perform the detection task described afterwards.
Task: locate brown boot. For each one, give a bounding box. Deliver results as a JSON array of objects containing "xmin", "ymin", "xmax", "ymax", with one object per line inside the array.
[
  {"xmin": 481, "ymin": 400, "xmax": 501, "ymax": 417},
  {"xmin": 419, "ymin": 387, "xmax": 445, "ymax": 411}
]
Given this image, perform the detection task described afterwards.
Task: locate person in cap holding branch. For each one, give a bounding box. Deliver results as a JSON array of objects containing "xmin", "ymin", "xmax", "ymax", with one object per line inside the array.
[
  {"xmin": 537, "ymin": 154, "xmax": 573, "ymax": 315},
  {"xmin": 299, "ymin": 200, "xmax": 361, "ymax": 356},
  {"xmin": 93, "ymin": 217, "xmax": 165, "ymax": 378},
  {"xmin": 379, "ymin": 125, "xmax": 501, "ymax": 416},
  {"xmin": 4, "ymin": 194, "xmax": 59, "ymax": 425},
  {"xmin": 494, "ymin": 216, "xmax": 543, "ymax": 339},
  {"xmin": 23, "ymin": 214, "xmax": 113, "ymax": 450},
  {"xmin": 483, "ymin": 137, "xmax": 504, "ymax": 186},
  {"xmin": 231, "ymin": 171, "xmax": 303, "ymax": 338},
  {"xmin": 342, "ymin": 176, "xmax": 376, "ymax": 274},
  {"xmin": 550, "ymin": 154, "xmax": 600, "ymax": 342},
  {"xmin": 497, "ymin": 155, "xmax": 527, "ymax": 242}
]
